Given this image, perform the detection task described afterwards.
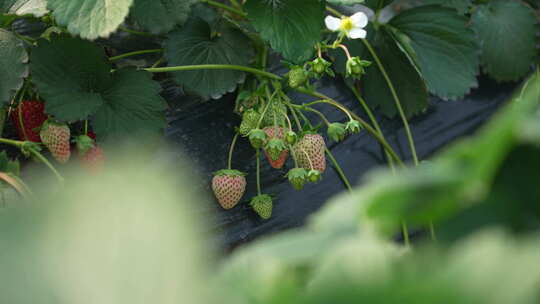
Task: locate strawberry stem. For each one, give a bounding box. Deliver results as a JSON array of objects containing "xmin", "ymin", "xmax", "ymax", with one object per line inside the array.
[
  {"xmin": 109, "ymin": 49, "xmax": 163, "ymax": 61},
  {"xmin": 350, "ymin": 85, "xmax": 396, "ymax": 173},
  {"xmin": 256, "ymin": 149, "xmax": 261, "ymax": 195},
  {"xmin": 227, "ymin": 133, "xmax": 239, "ymax": 170},
  {"xmin": 144, "ymin": 63, "xmax": 404, "ymax": 166},
  {"xmin": 362, "ymin": 38, "xmax": 419, "ymax": 166},
  {"xmin": 0, "ymin": 138, "xmax": 64, "ymax": 185},
  {"xmin": 294, "ymin": 88, "xmax": 405, "ymax": 167},
  {"xmin": 16, "ymin": 81, "xmax": 29, "ymax": 141},
  {"xmin": 296, "ymin": 105, "xmax": 331, "ymax": 126}
]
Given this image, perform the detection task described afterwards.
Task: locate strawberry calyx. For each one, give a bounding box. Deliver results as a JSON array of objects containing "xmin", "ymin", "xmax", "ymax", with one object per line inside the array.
[
  {"xmin": 213, "ymin": 169, "xmax": 246, "ymax": 177},
  {"xmin": 75, "ymin": 135, "xmax": 95, "ymax": 155}
]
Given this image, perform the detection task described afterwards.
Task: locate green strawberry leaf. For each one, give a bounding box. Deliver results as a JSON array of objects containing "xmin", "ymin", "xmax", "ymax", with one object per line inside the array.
[
  {"xmin": 472, "ymin": 0, "xmax": 537, "ymax": 82},
  {"xmin": 0, "ymin": 151, "xmax": 20, "ymax": 175},
  {"xmin": 30, "ymin": 36, "xmax": 166, "ymax": 139},
  {"xmin": 0, "ymin": 29, "xmax": 28, "ymax": 106},
  {"xmin": 1, "ymin": 0, "xmax": 48, "ymax": 17},
  {"xmin": 362, "ymin": 28, "xmax": 429, "ymax": 118},
  {"xmin": 389, "ymin": 5, "xmax": 479, "ymax": 100},
  {"xmin": 30, "ymin": 36, "xmax": 111, "ymax": 121},
  {"xmin": 129, "ymin": 0, "xmax": 197, "ymax": 34},
  {"xmin": 47, "ymin": 0, "xmax": 133, "ymax": 39},
  {"xmin": 91, "ymin": 69, "xmax": 167, "ymax": 140},
  {"xmin": 245, "ymin": 0, "xmax": 324, "ymax": 63},
  {"xmin": 164, "ymin": 14, "xmax": 254, "ymax": 99},
  {"xmin": 422, "ymin": 0, "xmax": 472, "ymax": 14}
]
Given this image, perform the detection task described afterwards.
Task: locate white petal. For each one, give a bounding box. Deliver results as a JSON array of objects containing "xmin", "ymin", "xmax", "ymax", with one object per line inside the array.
[
  {"xmin": 347, "ymin": 28, "xmax": 367, "ymax": 39},
  {"xmin": 325, "ymin": 16, "xmax": 341, "ymax": 31},
  {"xmin": 350, "ymin": 12, "xmax": 368, "ymax": 28}
]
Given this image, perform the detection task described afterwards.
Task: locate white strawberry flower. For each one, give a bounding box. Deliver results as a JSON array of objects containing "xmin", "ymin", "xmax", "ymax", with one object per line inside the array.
[{"xmin": 325, "ymin": 12, "xmax": 368, "ymax": 39}]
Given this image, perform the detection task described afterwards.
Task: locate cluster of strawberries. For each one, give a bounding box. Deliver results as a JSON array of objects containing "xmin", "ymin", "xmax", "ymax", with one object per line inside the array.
[
  {"xmin": 10, "ymin": 100, "xmax": 104, "ymax": 172},
  {"xmin": 211, "ymin": 98, "xmax": 327, "ymax": 220}
]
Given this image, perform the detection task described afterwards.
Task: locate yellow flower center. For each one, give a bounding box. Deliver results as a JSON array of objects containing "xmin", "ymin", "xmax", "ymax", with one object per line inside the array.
[{"xmin": 340, "ymin": 17, "xmax": 353, "ymax": 31}]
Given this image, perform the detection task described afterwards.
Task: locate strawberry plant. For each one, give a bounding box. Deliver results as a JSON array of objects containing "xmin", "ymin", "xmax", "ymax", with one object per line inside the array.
[{"xmin": 0, "ymin": 0, "xmax": 537, "ymax": 224}]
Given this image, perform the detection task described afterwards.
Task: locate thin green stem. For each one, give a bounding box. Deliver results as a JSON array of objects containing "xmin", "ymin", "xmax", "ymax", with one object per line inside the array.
[
  {"xmin": 13, "ymin": 32, "xmax": 35, "ymax": 45},
  {"xmin": 0, "ymin": 138, "xmax": 24, "ymax": 147},
  {"xmin": 350, "ymin": 85, "xmax": 396, "ymax": 172},
  {"xmin": 281, "ymin": 93, "xmax": 303, "ymax": 130},
  {"xmin": 256, "ymin": 149, "xmax": 261, "ymax": 195},
  {"xmin": 118, "ymin": 26, "xmax": 156, "ymax": 37},
  {"xmin": 202, "ymin": 0, "xmax": 247, "ymax": 17},
  {"xmin": 17, "ymin": 81, "xmax": 28, "ymax": 140},
  {"xmin": 151, "ymin": 56, "xmax": 165, "ymax": 68},
  {"xmin": 429, "ymin": 221, "xmax": 437, "ymax": 241},
  {"xmin": 145, "ymin": 63, "xmax": 403, "ymax": 166},
  {"xmin": 84, "ymin": 120, "xmax": 88, "ymax": 135},
  {"xmin": 326, "ymin": 6, "xmax": 343, "ymax": 17},
  {"xmin": 145, "ymin": 64, "xmax": 281, "ymax": 81},
  {"xmin": 29, "ymin": 149, "xmax": 64, "ymax": 185},
  {"xmin": 362, "ymin": 39, "xmax": 419, "ymax": 166},
  {"xmin": 297, "ymin": 106, "xmax": 331, "ymax": 126},
  {"xmin": 402, "ymin": 221, "xmax": 410, "ymax": 247},
  {"xmin": 303, "ymin": 99, "xmax": 353, "ymax": 121},
  {"xmin": 229, "ymin": 0, "xmax": 241, "ymax": 9},
  {"xmin": 296, "ymin": 89, "xmax": 405, "ymax": 167},
  {"xmin": 0, "ymin": 138, "xmax": 64, "ymax": 184},
  {"xmin": 301, "ymin": 149, "xmax": 314, "ymax": 170},
  {"xmin": 325, "ymin": 147, "xmax": 352, "ymax": 192},
  {"xmin": 109, "ymin": 49, "xmax": 163, "ymax": 61},
  {"xmin": 227, "ymin": 133, "xmax": 239, "ymax": 170}
]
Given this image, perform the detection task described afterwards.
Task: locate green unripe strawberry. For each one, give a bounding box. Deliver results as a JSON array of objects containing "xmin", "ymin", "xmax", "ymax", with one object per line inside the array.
[
  {"xmin": 262, "ymin": 102, "xmax": 287, "ymax": 127},
  {"xmin": 250, "ymin": 194, "xmax": 273, "ymax": 219},
  {"xmin": 327, "ymin": 122, "xmax": 347, "ymax": 142},
  {"xmin": 308, "ymin": 169, "xmax": 322, "ymax": 183},
  {"xmin": 239, "ymin": 109, "xmax": 261, "ymax": 136},
  {"xmin": 287, "ymin": 66, "xmax": 308, "ymax": 88},
  {"xmin": 311, "ymin": 57, "xmax": 332, "ymax": 75},
  {"xmin": 346, "ymin": 57, "xmax": 371, "ymax": 79},
  {"xmin": 346, "ymin": 120, "xmax": 362, "ymax": 134},
  {"xmin": 264, "ymin": 137, "xmax": 287, "ymax": 161},
  {"xmin": 249, "ymin": 128, "xmax": 267, "ymax": 149},
  {"xmin": 285, "ymin": 130, "xmax": 297, "ymax": 145},
  {"xmin": 286, "ymin": 168, "xmax": 308, "ymax": 190}
]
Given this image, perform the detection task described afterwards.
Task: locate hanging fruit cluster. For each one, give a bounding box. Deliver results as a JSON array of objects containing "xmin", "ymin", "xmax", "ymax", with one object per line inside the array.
[
  {"xmin": 8, "ymin": 86, "xmax": 105, "ymax": 174},
  {"xmin": 211, "ymin": 72, "xmax": 364, "ymax": 219}
]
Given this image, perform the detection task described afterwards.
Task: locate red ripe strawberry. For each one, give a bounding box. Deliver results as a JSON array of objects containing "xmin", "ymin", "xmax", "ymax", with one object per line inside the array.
[
  {"xmin": 212, "ymin": 169, "xmax": 247, "ymax": 209},
  {"xmin": 40, "ymin": 121, "xmax": 71, "ymax": 163},
  {"xmin": 10, "ymin": 100, "xmax": 47, "ymax": 142},
  {"xmin": 293, "ymin": 133, "xmax": 326, "ymax": 172},
  {"xmin": 263, "ymin": 126, "xmax": 289, "ymax": 169}
]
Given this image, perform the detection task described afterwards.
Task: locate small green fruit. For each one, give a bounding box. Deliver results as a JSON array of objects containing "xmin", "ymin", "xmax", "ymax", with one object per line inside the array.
[
  {"xmin": 250, "ymin": 194, "xmax": 273, "ymax": 219},
  {"xmin": 288, "ymin": 66, "xmax": 308, "ymax": 88},
  {"xmin": 285, "ymin": 130, "xmax": 297, "ymax": 145},
  {"xmin": 307, "ymin": 169, "xmax": 322, "ymax": 183},
  {"xmin": 286, "ymin": 168, "xmax": 308, "ymax": 190},
  {"xmin": 249, "ymin": 129, "xmax": 266, "ymax": 149},
  {"xmin": 346, "ymin": 120, "xmax": 362, "ymax": 134},
  {"xmin": 327, "ymin": 122, "xmax": 347, "ymax": 142}
]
